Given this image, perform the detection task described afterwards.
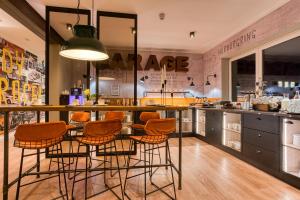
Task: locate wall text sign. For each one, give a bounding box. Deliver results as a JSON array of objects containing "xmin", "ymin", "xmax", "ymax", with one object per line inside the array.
[{"xmin": 98, "ymin": 53, "xmax": 189, "ymax": 72}]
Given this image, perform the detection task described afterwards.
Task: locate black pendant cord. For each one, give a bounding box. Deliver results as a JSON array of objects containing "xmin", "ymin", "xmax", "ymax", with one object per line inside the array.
[
  {"xmin": 91, "ymin": 0, "xmax": 95, "ymax": 27},
  {"xmin": 76, "ymin": 0, "xmax": 81, "ymax": 25}
]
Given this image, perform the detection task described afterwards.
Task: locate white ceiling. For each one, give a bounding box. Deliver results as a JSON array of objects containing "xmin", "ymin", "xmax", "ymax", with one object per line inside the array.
[
  {"xmin": 27, "ymin": 0, "xmax": 290, "ymax": 53},
  {"xmin": 0, "ymin": 9, "xmax": 44, "ymax": 59}
]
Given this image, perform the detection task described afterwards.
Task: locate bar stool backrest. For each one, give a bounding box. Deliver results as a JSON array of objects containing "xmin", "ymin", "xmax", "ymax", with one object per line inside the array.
[
  {"xmin": 144, "ymin": 118, "xmax": 176, "ymax": 136},
  {"xmin": 15, "ymin": 121, "xmax": 67, "ymax": 142},
  {"xmin": 70, "ymin": 112, "xmax": 90, "ymax": 123},
  {"xmin": 140, "ymin": 112, "xmax": 160, "ymax": 124},
  {"xmin": 105, "ymin": 111, "xmax": 125, "ymax": 121},
  {"xmin": 84, "ymin": 119, "xmax": 122, "ymax": 137}
]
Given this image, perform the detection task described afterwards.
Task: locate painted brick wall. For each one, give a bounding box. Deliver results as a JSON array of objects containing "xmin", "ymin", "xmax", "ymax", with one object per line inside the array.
[{"xmin": 203, "ymin": 0, "xmax": 300, "ymax": 97}]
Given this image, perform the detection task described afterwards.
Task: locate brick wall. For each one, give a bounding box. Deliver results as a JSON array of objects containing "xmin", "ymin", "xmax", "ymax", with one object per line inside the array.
[{"xmin": 203, "ymin": 0, "xmax": 300, "ymax": 97}]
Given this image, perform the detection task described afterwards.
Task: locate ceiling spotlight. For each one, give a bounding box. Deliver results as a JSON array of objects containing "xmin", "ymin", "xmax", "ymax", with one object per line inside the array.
[
  {"xmin": 159, "ymin": 12, "xmax": 165, "ymax": 20},
  {"xmin": 190, "ymin": 31, "xmax": 196, "ymax": 38},
  {"xmin": 131, "ymin": 27, "xmax": 136, "ymax": 34},
  {"xmin": 66, "ymin": 23, "xmax": 72, "ymax": 31}
]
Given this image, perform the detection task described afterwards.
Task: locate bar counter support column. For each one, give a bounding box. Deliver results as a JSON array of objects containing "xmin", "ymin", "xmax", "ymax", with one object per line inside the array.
[
  {"xmin": 3, "ymin": 111, "xmax": 9, "ymax": 200},
  {"xmin": 178, "ymin": 110, "xmax": 182, "ymax": 190},
  {"xmin": 36, "ymin": 111, "xmax": 40, "ymax": 178}
]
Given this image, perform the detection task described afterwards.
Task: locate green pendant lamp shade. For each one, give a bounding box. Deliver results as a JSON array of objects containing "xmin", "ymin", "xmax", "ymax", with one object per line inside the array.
[{"xmin": 59, "ymin": 25, "xmax": 109, "ymax": 61}]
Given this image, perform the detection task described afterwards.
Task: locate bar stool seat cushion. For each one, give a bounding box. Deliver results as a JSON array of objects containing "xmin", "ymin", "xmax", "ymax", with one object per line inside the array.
[
  {"xmin": 14, "ymin": 136, "xmax": 64, "ymax": 149},
  {"xmin": 66, "ymin": 124, "xmax": 76, "ymax": 130},
  {"xmin": 66, "ymin": 124, "xmax": 83, "ymax": 130},
  {"xmin": 130, "ymin": 124, "xmax": 145, "ymax": 130},
  {"xmin": 76, "ymin": 135, "xmax": 115, "ymax": 146},
  {"xmin": 14, "ymin": 121, "xmax": 67, "ymax": 149},
  {"xmin": 130, "ymin": 135, "xmax": 167, "ymax": 144}
]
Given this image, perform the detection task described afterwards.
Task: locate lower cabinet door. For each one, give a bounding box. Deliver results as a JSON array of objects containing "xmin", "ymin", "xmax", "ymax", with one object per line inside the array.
[
  {"xmin": 206, "ymin": 111, "xmax": 223, "ymax": 145},
  {"xmin": 243, "ymin": 143, "xmax": 279, "ymax": 171}
]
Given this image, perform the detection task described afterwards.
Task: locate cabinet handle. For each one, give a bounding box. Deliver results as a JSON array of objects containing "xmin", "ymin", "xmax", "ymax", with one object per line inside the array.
[
  {"xmin": 258, "ymin": 133, "xmax": 262, "ymax": 137},
  {"xmin": 256, "ymin": 150, "xmax": 261, "ymax": 154},
  {"xmin": 256, "ymin": 117, "xmax": 262, "ymax": 120},
  {"xmin": 285, "ymin": 121, "xmax": 294, "ymax": 124}
]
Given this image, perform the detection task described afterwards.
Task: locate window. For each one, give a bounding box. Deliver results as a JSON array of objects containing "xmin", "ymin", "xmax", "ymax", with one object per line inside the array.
[
  {"xmin": 263, "ymin": 36, "xmax": 300, "ymax": 97},
  {"xmin": 231, "ymin": 54, "xmax": 256, "ymax": 101}
]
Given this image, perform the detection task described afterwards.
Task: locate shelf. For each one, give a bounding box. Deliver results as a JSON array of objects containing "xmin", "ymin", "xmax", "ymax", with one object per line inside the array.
[
  {"xmin": 224, "ymin": 144, "xmax": 241, "ymax": 152},
  {"xmin": 284, "ymin": 143, "xmax": 300, "ymax": 150},
  {"xmin": 223, "ymin": 128, "xmax": 241, "ymax": 134}
]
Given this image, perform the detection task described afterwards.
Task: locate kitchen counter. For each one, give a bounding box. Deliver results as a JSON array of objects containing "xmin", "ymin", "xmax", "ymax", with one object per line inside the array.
[
  {"xmin": 190, "ymin": 106, "xmax": 300, "ymax": 189},
  {"xmin": 191, "ymin": 106, "xmax": 300, "ymax": 119}
]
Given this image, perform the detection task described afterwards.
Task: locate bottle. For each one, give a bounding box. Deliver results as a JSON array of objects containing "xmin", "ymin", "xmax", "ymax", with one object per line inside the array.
[
  {"xmin": 281, "ymin": 93, "xmax": 289, "ymax": 112},
  {"xmin": 294, "ymin": 91, "xmax": 300, "ymax": 99}
]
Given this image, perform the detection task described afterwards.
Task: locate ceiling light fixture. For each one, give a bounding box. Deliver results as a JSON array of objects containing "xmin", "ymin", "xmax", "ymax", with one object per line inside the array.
[
  {"xmin": 159, "ymin": 12, "xmax": 165, "ymax": 20},
  {"xmin": 131, "ymin": 27, "xmax": 136, "ymax": 34},
  {"xmin": 206, "ymin": 74, "xmax": 217, "ymax": 86},
  {"xmin": 190, "ymin": 31, "xmax": 196, "ymax": 38},
  {"xmin": 59, "ymin": 0, "xmax": 109, "ymax": 61},
  {"xmin": 66, "ymin": 23, "xmax": 72, "ymax": 31}
]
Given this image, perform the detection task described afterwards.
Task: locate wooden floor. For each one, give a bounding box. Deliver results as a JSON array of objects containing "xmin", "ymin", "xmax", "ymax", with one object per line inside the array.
[{"xmin": 1, "ymin": 136, "xmax": 300, "ymax": 200}]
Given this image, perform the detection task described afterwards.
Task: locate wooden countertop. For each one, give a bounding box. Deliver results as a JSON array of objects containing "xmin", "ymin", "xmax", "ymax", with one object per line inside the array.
[{"xmin": 0, "ymin": 105, "xmax": 188, "ymax": 112}]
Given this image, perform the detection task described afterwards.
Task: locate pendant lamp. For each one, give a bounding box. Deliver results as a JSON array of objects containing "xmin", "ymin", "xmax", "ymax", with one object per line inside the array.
[{"xmin": 59, "ymin": 0, "xmax": 109, "ymax": 61}]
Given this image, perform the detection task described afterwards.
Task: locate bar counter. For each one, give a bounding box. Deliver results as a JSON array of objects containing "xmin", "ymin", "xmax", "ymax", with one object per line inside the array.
[{"xmin": 1, "ymin": 105, "xmax": 188, "ymax": 200}]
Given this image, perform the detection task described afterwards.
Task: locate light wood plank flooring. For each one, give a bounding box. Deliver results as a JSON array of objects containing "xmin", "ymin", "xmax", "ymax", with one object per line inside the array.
[{"xmin": 1, "ymin": 136, "xmax": 300, "ymax": 199}]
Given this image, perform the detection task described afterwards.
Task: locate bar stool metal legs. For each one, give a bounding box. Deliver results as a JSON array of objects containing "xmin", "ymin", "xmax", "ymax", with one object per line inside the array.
[
  {"xmin": 15, "ymin": 144, "xmax": 69, "ymax": 200},
  {"xmin": 124, "ymin": 139, "xmax": 177, "ymax": 200},
  {"xmin": 71, "ymin": 141, "xmax": 124, "ymax": 200}
]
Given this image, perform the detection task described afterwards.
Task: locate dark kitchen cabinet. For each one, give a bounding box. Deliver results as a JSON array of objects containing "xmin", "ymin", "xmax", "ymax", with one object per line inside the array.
[
  {"xmin": 206, "ymin": 110, "xmax": 223, "ymax": 146},
  {"xmin": 242, "ymin": 113, "xmax": 280, "ymax": 172},
  {"xmin": 243, "ymin": 113, "xmax": 279, "ymax": 134},
  {"xmin": 243, "ymin": 128, "xmax": 279, "ymax": 152},
  {"xmin": 243, "ymin": 142, "xmax": 279, "ymax": 171}
]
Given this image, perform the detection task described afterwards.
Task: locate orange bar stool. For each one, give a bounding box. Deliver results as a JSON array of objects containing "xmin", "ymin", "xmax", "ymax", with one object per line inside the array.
[
  {"xmin": 62, "ymin": 112, "xmax": 91, "ymax": 177},
  {"xmin": 14, "ymin": 121, "xmax": 68, "ymax": 200},
  {"xmin": 124, "ymin": 118, "xmax": 177, "ymax": 200},
  {"xmin": 131, "ymin": 112, "xmax": 162, "ymax": 164},
  {"xmin": 67, "ymin": 111, "xmax": 91, "ymax": 133},
  {"xmin": 104, "ymin": 111, "xmax": 127, "ymax": 167},
  {"xmin": 131, "ymin": 112, "xmax": 160, "ymax": 132},
  {"xmin": 71, "ymin": 119, "xmax": 124, "ymax": 200},
  {"xmin": 104, "ymin": 111, "xmax": 125, "ymax": 121}
]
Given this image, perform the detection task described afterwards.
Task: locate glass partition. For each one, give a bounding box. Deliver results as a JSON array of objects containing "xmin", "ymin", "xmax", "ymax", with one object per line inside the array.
[
  {"xmin": 46, "ymin": 7, "xmax": 90, "ymax": 121},
  {"xmin": 95, "ymin": 11, "xmax": 137, "ymax": 106}
]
